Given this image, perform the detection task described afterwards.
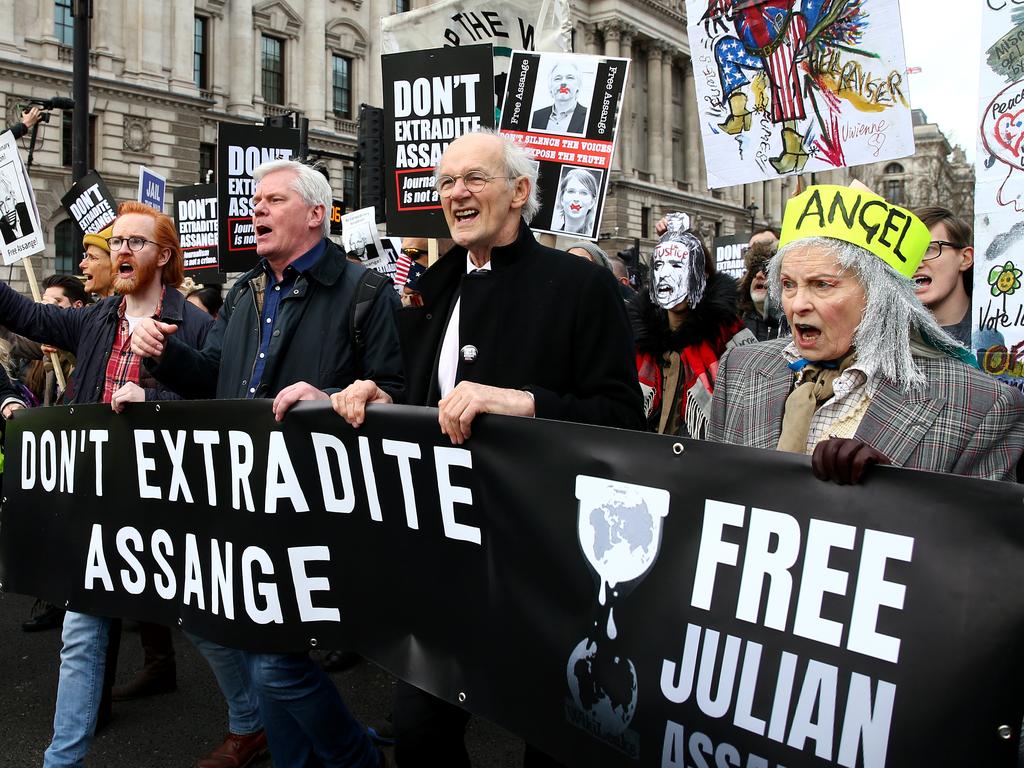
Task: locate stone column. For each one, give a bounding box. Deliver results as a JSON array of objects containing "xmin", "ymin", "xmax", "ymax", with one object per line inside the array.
[
  {"xmin": 602, "ymin": 19, "xmax": 621, "ymax": 59},
  {"xmin": 647, "ymin": 42, "xmax": 664, "ymax": 182},
  {"xmin": 304, "ymin": 0, "xmax": 326, "ymax": 125},
  {"xmin": 618, "ymin": 26, "xmax": 635, "ymax": 176},
  {"xmin": 661, "ymin": 50, "xmax": 674, "ymax": 184},
  {"xmin": 580, "ymin": 23, "xmax": 600, "ymax": 56},
  {"xmin": 601, "ymin": 21, "xmax": 622, "ymax": 171},
  {"xmin": 682, "ymin": 58, "xmax": 701, "ymax": 193},
  {"xmin": 136, "ymin": 4, "xmax": 166, "ymax": 83},
  {"xmin": 228, "ymin": 0, "xmax": 255, "ymax": 114},
  {"xmin": 92, "ymin": 0, "xmax": 123, "ymax": 59},
  {"xmin": 368, "ymin": 0, "xmax": 386, "ymax": 104},
  {"xmin": 37, "ymin": 0, "xmax": 57, "ymax": 43},
  {"xmin": 0, "ymin": 0, "xmax": 15, "ymax": 50},
  {"xmin": 170, "ymin": 0, "xmax": 195, "ymax": 91}
]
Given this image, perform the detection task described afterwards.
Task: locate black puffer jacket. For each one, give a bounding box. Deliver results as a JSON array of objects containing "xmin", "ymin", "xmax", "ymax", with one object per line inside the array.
[
  {"xmin": 0, "ymin": 281, "xmax": 211, "ymax": 404},
  {"xmin": 148, "ymin": 240, "xmax": 403, "ymax": 400},
  {"xmin": 629, "ymin": 271, "xmax": 743, "ymax": 357}
]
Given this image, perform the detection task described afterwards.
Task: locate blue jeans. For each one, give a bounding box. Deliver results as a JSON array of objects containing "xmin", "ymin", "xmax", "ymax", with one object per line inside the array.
[
  {"xmin": 187, "ymin": 633, "xmax": 262, "ymax": 734},
  {"xmin": 246, "ymin": 652, "xmax": 379, "ymax": 768},
  {"xmin": 43, "ymin": 612, "xmax": 109, "ymax": 768}
]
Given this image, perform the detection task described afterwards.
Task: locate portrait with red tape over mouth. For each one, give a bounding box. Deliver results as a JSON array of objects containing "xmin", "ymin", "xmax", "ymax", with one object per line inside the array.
[
  {"xmin": 528, "ymin": 58, "xmax": 592, "ymax": 137},
  {"xmin": 550, "ymin": 167, "xmax": 602, "ymax": 238}
]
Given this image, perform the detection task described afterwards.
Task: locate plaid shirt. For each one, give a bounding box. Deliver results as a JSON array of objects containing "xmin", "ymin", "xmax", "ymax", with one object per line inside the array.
[{"xmin": 101, "ymin": 289, "xmax": 164, "ymax": 404}]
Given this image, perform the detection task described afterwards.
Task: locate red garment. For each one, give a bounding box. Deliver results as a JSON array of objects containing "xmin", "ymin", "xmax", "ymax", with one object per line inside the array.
[{"xmin": 101, "ymin": 289, "xmax": 165, "ymax": 404}]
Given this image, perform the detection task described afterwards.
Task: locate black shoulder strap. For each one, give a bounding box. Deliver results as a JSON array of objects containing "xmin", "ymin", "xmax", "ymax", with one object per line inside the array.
[{"xmin": 350, "ymin": 269, "xmax": 391, "ymax": 374}]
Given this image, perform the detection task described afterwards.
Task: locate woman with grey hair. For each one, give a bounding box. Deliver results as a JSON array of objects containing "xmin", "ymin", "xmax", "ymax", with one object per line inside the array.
[{"xmin": 708, "ymin": 184, "xmax": 1024, "ymax": 483}]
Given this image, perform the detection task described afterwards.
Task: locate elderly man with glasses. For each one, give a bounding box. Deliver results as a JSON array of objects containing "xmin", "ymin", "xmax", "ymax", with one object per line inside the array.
[
  {"xmin": 0, "ymin": 201, "xmax": 214, "ymax": 767},
  {"xmin": 332, "ymin": 129, "xmax": 643, "ymax": 766}
]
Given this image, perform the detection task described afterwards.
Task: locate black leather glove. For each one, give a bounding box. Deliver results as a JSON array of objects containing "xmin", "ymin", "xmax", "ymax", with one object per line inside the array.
[{"xmin": 811, "ymin": 438, "xmax": 891, "ymax": 485}]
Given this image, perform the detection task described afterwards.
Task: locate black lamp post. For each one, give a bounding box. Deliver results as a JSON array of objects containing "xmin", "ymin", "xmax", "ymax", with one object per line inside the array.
[{"xmin": 745, "ymin": 202, "xmax": 759, "ymax": 232}]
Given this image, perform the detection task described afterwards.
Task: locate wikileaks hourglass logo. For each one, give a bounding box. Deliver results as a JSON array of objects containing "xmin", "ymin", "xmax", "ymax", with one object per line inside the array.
[{"xmin": 566, "ymin": 475, "xmax": 670, "ymax": 756}]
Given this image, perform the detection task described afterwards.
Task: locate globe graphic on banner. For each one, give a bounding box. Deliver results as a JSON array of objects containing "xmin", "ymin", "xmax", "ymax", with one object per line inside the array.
[
  {"xmin": 566, "ymin": 476, "xmax": 670, "ymax": 740},
  {"xmin": 566, "ymin": 638, "xmax": 638, "ymax": 735}
]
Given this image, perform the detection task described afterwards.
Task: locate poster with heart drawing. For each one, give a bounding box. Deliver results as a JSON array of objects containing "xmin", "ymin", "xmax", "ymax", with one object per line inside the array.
[{"xmin": 973, "ymin": 6, "xmax": 1024, "ymax": 388}]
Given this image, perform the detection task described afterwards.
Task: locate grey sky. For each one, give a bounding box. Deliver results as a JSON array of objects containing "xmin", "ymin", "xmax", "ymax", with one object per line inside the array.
[{"xmin": 899, "ymin": 0, "xmax": 982, "ymax": 161}]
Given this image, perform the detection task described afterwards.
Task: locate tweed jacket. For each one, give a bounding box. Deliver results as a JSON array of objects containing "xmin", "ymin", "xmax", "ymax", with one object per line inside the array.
[{"xmin": 708, "ymin": 338, "xmax": 1024, "ymax": 482}]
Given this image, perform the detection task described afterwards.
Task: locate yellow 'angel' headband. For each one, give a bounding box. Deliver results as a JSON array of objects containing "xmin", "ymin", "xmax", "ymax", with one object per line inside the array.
[{"xmin": 778, "ymin": 185, "xmax": 930, "ymax": 278}]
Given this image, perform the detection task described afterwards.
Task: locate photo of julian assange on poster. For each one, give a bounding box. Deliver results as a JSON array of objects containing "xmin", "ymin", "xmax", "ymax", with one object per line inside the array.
[
  {"xmin": 529, "ymin": 58, "xmax": 593, "ymax": 136},
  {"xmin": 0, "ymin": 164, "xmax": 34, "ymax": 245}
]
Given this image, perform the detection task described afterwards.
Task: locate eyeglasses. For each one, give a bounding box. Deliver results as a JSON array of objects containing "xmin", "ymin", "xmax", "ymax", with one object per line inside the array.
[
  {"xmin": 401, "ymin": 247, "xmax": 428, "ymax": 258},
  {"xmin": 923, "ymin": 240, "xmax": 966, "ymax": 261},
  {"xmin": 434, "ymin": 171, "xmax": 516, "ymax": 197},
  {"xmin": 106, "ymin": 236, "xmax": 158, "ymax": 253}
]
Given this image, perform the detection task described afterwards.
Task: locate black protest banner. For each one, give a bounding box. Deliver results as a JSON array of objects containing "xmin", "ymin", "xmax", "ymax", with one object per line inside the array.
[
  {"xmin": 382, "ymin": 44, "xmax": 494, "ymax": 237},
  {"xmin": 173, "ymin": 183, "xmax": 222, "ymax": 284},
  {"xmin": 60, "ymin": 171, "xmax": 117, "ymax": 234},
  {"xmin": 499, "ymin": 51, "xmax": 628, "ymax": 241},
  {"xmin": 713, "ymin": 233, "xmax": 749, "ymax": 279},
  {"xmin": 2, "ymin": 401, "xmax": 1023, "ymax": 768},
  {"xmin": 216, "ymin": 123, "xmax": 300, "ymax": 273}
]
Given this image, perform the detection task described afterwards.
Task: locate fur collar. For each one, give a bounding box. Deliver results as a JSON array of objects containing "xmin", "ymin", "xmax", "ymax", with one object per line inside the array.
[{"xmin": 629, "ymin": 271, "xmax": 741, "ymax": 355}]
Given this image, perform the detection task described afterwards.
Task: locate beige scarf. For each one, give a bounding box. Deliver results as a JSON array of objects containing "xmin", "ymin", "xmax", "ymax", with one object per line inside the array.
[{"xmin": 776, "ymin": 351, "xmax": 858, "ymax": 454}]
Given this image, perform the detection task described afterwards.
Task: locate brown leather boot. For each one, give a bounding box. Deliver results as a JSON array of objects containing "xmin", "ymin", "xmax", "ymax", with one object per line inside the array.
[
  {"xmin": 193, "ymin": 730, "xmax": 268, "ymax": 768},
  {"xmin": 112, "ymin": 622, "xmax": 177, "ymax": 700}
]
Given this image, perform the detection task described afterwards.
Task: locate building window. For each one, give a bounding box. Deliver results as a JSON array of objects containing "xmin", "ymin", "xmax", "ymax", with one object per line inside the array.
[
  {"xmin": 55, "ymin": 0, "xmax": 74, "ymax": 46},
  {"xmin": 333, "ymin": 55, "xmax": 352, "ymax": 118},
  {"xmin": 396, "ymin": 0, "xmax": 410, "ymax": 12},
  {"xmin": 884, "ymin": 162, "xmax": 904, "ymax": 174},
  {"xmin": 641, "ymin": 206, "xmax": 651, "ymax": 239},
  {"xmin": 343, "ymin": 166, "xmax": 356, "ymax": 207},
  {"xmin": 885, "ymin": 179, "xmax": 905, "ymax": 206},
  {"xmin": 194, "ymin": 16, "xmax": 209, "ymax": 90},
  {"xmin": 54, "ymin": 219, "xmax": 79, "ymax": 274},
  {"xmin": 261, "ymin": 35, "xmax": 285, "ymax": 105},
  {"xmin": 199, "ymin": 142, "xmax": 216, "ymax": 183},
  {"xmin": 62, "ymin": 111, "xmax": 96, "ymax": 168}
]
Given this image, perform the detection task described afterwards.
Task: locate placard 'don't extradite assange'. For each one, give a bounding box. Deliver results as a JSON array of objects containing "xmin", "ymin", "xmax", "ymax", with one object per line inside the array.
[{"xmin": 382, "ymin": 44, "xmax": 494, "ymax": 238}]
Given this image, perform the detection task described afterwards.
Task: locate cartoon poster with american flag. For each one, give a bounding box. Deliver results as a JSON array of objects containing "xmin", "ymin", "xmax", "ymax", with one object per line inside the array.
[{"xmin": 685, "ymin": 0, "xmax": 916, "ymax": 188}]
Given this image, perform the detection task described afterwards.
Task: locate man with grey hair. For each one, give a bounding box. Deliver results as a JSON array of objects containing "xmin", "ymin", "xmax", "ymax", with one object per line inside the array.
[
  {"xmin": 332, "ymin": 130, "xmax": 642, "ymax": 765},
  {"xmin": 132, "ymin": 158, "xmax": 401, "ymax": 767}
]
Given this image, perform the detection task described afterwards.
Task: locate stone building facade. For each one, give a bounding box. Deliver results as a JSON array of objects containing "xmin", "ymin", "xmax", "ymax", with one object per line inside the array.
[{"xmin": 0, "ymin": 0, "xmax": 856, "ymax": 289}]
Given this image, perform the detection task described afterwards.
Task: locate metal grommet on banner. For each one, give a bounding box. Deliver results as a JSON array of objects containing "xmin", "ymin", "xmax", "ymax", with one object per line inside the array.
[
  {"xmin": 177, "ymin": 618, "xmax": 183, "ymax": 626},
  {"xmin": 0, "ymin": 582, "xmax": 4, "ymax": 591},
  {"xmin": 69, "ymin": 408, "xmax": 74, "ymax": 415},
  {"xmin": 155, "ymin": 404, "xmax": 161, "ymax": 412},
  {"xmin": 998, "ymin": 725, "xmax": 1013, "ymax": 740},
  {"xmin": 457, "ymin": 692, "xmax": 466, "ymax": 703},
  {"xmin": 673, "ymin": 443, "xmax": 684, "ymax": 455},
  {"xmin": 310, "ymin": 638, "xmax": 318, "ymax": 648},
  {"xmin": 64, "ymin": 600, "xmax": 69, "ymax": 608}
]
